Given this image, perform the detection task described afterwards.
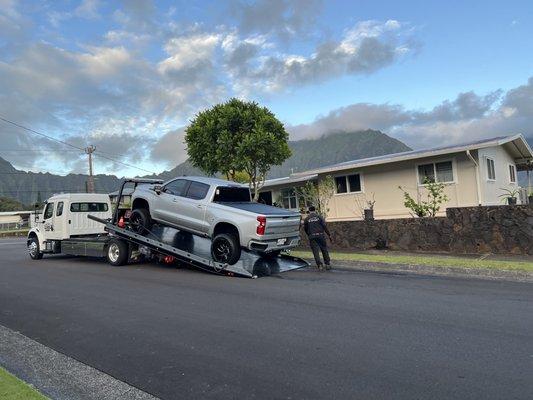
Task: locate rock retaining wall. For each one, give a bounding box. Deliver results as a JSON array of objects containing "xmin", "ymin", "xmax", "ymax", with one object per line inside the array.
[{"xmin": 300, "ymin": 205, "xmax": 533, "ymax": 255}]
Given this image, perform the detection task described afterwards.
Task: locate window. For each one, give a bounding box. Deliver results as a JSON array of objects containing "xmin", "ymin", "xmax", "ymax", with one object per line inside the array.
[
  {"xmin": 509, "ymin": 164, "xmax": 516, "ymax": 183},
  {"xmin": 43, "ymin": 203, "xmax": 54, "ymax": 219},
  {"xmin": 214, "ymin": 186, "xmax": 251, "ymax": 202},
  {"xmin": 281, "ymin": 188, "xmax": 298, "ymax": 209},
  {"xmin": 335, "ymin": 174, "xmax": 362, "ymax": 194},
  {"xmin": 186, "ymin": 181, "xmax": 209, "ymax": 200},
  {"xmin": 163, "ymin": 179, "xmax": 189, "ymax": 196},
  {"xmin": 486, "ymin": 158, "xmax": 496, "ymax": 180},
  {"xmin": 418, "ymin": 161, "xmax": 454, "ymax": 184},
  {"xmin": 70, "ymin": 202, "xmax": 109, "ymax": 212},
  {"xmin": 56, "ymin": 201, "xmax": 64, "ymax": 216}
]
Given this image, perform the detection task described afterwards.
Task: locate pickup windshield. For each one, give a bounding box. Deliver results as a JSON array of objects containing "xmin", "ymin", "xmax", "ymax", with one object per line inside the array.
[{"xmin": 214, "ymin": 186, "xmax": 251, "ymax": 202}]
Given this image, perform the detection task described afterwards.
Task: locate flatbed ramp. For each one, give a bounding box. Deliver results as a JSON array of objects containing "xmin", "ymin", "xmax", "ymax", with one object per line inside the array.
[{"xmin": 88, "ymin": 215, "xmax": 308, "ymax": 278}]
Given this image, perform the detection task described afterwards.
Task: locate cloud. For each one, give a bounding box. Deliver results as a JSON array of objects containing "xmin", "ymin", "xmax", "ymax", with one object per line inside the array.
[
  {"xmin": 232, "ymin": 0, "xmax": 324, "ymax": 40},
  {"xmin": 75, "ymin": 0, "xmax": 101, "ymax": 19},
  {"xmin": 223, "ymin": 20, "xmax": 413, "ymax": 94},
  {"xmin": 288, "ymin": 84, "xmax": 533, "ymax": 149},
  {"xmin": 149, "ymin": 127, "xmax": 188, "ymax": 166}
]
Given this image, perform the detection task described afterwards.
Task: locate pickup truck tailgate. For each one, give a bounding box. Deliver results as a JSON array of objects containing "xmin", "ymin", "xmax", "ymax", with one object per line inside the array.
[{"xmin": 265, "ymin": 216, "xmax": 301, "ymax": 235}]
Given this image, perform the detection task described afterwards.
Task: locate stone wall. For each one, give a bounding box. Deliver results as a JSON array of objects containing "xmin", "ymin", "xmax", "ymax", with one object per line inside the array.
[{"xmin": 299, "ymin": 205, "xmax": 533, "ymax": 255}]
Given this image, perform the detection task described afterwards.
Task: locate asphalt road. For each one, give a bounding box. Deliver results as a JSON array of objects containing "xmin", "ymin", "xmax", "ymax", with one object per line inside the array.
[{"xmin": 1, "ymin": 238, "xmax": 532, "ymax": 400}]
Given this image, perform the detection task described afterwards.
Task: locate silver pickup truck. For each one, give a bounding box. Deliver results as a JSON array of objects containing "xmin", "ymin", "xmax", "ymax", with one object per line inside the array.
[{"xmin": 130, "ymin": 176, "xmax": 301, "ymax": 264}]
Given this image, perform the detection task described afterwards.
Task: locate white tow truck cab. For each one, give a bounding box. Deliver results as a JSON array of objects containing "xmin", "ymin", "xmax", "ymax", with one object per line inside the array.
[{"xmin": 27, "ymin": 193, "xmax": 112, "ymax": 258}]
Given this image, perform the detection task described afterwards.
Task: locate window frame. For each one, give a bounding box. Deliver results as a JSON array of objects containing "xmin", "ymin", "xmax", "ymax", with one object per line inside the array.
[
  {"xmin": 416, "ymin": 159, "xmax": 456, "ymax": 186},
  {"xmin": 69, "ymin": 202, "xmax": 109, "ymax": 212},
  {"xmin": 280, "ymin": 187, "xmax": 299, "ymax": 210},
  {"xmin": 56, "ymin": 201, "xmax": 64, "ymax": 217},
  {"xmin": 162, "ymin": 178, "xmax": 190, "ymax": 197},
  {"xmin": 508, "ymin": 163, "xmax": 517, "ymax": 184},
  {"xmin": 186, "ymin": 181, "xmax": 210, "ymax": 200},
  {"xmin": 486, "ymin": 157, "xmax": 496, "ymax": 181},
  {"xmin": 333, "ymin": 173, "xmax": 363, "ymax": 195}
]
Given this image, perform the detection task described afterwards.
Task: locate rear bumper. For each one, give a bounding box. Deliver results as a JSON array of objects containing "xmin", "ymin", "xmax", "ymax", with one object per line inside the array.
[{"xmin": 248, "ymin": 236, "xmax": 300, "ymax": 253}]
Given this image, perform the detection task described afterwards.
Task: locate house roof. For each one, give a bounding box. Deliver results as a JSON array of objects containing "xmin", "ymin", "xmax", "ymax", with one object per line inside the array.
[
  {"xmin": 263, "ymin": 173, "xmax": 318, "ymax": 188},
  {"xmin": 290, "ymin": 134, "xmax": 533, "ymax": 176}
]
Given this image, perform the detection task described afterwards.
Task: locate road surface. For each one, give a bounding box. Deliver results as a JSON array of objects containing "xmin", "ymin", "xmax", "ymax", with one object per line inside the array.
[{"xmin": 1, "ymin": 238, "xmax": 532, "ymax": 399}]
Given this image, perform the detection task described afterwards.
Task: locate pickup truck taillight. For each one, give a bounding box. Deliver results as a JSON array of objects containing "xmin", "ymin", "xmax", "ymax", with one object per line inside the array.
[{"xmin": 256, "ymin": 216, "xmax": 266, "ymax": 235}]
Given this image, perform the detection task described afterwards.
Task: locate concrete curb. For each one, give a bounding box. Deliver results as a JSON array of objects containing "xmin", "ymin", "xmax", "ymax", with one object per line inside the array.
[
  {"xmin": 0, "ymin": 324, "xmax": 159, "ymax": 400},
  {"xmin": 302, "ymin": 258, "xmax": 533, "ymax": 283}
]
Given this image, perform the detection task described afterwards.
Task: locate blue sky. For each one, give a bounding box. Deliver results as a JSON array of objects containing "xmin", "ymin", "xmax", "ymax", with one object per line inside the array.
[{"xmin": 1, "ymin": 0, "xmax": 532, "ymax": 176}]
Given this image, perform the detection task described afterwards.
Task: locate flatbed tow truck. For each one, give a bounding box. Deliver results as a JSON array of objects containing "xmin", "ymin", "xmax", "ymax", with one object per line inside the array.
[{"xmin": 27, "ymin": 179, "xmax": 308, "ymax": 278}]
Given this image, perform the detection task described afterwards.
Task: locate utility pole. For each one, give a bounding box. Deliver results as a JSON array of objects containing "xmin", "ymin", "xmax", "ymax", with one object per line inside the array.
[{"xmin": 85, "ymin": 145, "xmax": 96, "ymax": 193}]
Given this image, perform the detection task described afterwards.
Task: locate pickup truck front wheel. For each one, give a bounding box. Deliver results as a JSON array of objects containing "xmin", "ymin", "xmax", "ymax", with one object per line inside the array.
[{"xmin": 211, "ymin": 233, "xmax": 241, "ymax": 265}]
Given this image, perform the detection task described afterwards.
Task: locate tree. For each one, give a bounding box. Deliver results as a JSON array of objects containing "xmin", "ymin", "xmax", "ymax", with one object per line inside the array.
[
  {"xmin": 398, "ymin": 178, "xmax": 449, "ymax": 217},
  {"xmin": 185, "ymin": 99, "xmax": 291, "ymax": 200},
  {"xmin": 295, "ymin": 176, "xmax": 336, "ymax": 216}
]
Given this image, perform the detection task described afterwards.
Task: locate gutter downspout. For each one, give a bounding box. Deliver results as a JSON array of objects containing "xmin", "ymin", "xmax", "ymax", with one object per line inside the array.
[{"xmin": 467, "ymin": 150, "xmax": 482, "ymax": 206}]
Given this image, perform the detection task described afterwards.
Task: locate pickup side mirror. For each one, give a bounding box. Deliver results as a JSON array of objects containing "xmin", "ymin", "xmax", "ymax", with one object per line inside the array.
[{"xmin": 153, "ymin": 184, "xmax": 162, "ymax": 194}]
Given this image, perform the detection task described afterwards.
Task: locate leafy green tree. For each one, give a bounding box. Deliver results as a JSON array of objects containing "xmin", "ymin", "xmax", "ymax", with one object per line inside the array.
[
  {"xmin": 295, "ymin": 176, "xmax": 336, "ymax": 217},
  {"xmin": 399, "ymin": 178, "xmax": 449, "ymax": 217},
  {"xmin": 185, "ymin": 99, "xmax": 291, "ymax": 200},
  {"xmin": 0, "ymin": 196, "xmax": 26, "ymax": 212}
]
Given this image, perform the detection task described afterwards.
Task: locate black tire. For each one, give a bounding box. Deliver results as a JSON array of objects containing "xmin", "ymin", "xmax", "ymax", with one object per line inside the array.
[
  {"xmin": 106, "ymin": 239, "xmax": 129, "ymax": 266},
  {"xmin": 28, "ymin": 237, "xmax": 43, "ymax": 260},
  {"xmin": 211, "ymin": 233, "xmax": 241, "ymax": 265},
  {"xmin": 130, "ymin": 208, "xmax": 152, "ymax": 234}
]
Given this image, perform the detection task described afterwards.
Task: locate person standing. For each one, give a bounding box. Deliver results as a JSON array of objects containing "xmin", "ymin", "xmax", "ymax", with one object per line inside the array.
[{"xmin": 303, "ymin": 206, "xmax": 332, "ymax": 270}]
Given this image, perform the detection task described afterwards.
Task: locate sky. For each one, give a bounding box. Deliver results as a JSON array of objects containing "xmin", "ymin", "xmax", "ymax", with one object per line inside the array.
[{"xmin": 0, "ymin": 0, "xmax": 532, "ymax": 177}]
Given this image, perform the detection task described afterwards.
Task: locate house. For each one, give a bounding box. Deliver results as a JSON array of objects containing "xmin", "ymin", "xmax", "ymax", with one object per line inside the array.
[
  {"xmin": 0, "ymin": 210, "xmax": 36, "ymax": 230},
  {"xmin": 260, "ymin": 134, "xmax": 533, "ymax": 221},
  {"xmin": 109, "ymin": 187, "xmax": 134, "ymax": 208}
]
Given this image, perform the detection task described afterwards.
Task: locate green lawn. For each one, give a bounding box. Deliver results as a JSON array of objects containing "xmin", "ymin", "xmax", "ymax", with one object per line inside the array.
[
  {"xmin": 291, "ymin": 250, "xmax": 533, "ymax": 272},
  {"xmin": 0, "ymin": 367, "xmax": 47, "ymax": 400}
]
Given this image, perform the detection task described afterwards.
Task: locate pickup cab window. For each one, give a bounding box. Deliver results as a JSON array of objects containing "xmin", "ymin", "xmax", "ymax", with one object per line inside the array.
[
  {"xmin": 164, "ymin": 179, "xmax": 189, "ymax": 196},
  {"xmin": 187, "ymin": 181, "xmax": 209, "ymax": 200},
  {"xmin": 213, "ymin": 187, "xmax": 251, "ymax": 203}
]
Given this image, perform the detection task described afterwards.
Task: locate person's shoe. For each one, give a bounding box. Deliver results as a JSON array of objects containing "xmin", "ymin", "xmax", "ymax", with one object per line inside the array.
[
  {"xmin": 317, "ymin": 264, "xmax": 324, "ymax": 271},
  {"xmin": 325, "ymin": 264, "xmax": 332, "ymax": 270}
]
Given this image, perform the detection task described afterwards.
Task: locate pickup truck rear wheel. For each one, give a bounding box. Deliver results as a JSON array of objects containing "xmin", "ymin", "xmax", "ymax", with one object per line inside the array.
[
  {"xmin": 130, "ymin": 208, "xmax": 152, "ymax": 234},
  {"xmin": 106, "ymin": 239, "xmax": 129, "ymax": 266},
  {"xmin": 211, "ymin": 233, "xmax": 241, "ymax": 265}
]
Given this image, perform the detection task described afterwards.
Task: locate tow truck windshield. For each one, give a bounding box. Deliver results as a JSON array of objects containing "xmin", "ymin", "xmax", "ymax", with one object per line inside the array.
[{"xmin": 213, "ymin": 186, "xmax": 251, "ymax": 203}]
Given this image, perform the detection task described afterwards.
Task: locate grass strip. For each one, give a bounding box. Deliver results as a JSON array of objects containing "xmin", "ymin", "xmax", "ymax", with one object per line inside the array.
[
  {"xmin": 291, "ymin": 250, "xmax": 533, "ymax": 272},
  {"xmin": 0, "ymin": 367, "xmax": 48, "ymax": 400}
]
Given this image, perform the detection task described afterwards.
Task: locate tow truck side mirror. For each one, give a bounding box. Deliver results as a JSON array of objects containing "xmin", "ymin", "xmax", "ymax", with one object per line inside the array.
[{"xmin": 154, "ymin": 185, "xmax": 162, "ymax": 195}]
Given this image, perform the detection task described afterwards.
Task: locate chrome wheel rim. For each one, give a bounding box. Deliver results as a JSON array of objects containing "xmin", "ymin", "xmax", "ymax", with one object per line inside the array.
[
  {"xmin": 28, "ymin": 241, "xmax": 38, "ymax": 257},
  {"xmin": 108, "ymin": 243, "xmax": 120, "ymax": 262}
]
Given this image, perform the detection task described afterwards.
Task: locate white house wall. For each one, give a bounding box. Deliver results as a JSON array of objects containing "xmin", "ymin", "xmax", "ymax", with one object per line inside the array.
[{"xmin": 477, "ymin": 146, "xmax": 519, "ymax": 205}]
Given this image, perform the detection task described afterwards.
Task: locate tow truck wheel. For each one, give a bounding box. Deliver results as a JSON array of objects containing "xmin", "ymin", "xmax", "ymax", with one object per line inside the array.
[
  {"xmin": 106, "ymin": 239, "xmax": 129, "ymax": 266},
  {"xmin": 130, "ymin": 208, "xmax": 152, "ymax": 234},
  {"xmin": 211, "ymin": 233, "xmax": 241, "ymax": 265},
  {"xmin": 28, "ymin": 237, "xmax": 43, "ymax": 260}
]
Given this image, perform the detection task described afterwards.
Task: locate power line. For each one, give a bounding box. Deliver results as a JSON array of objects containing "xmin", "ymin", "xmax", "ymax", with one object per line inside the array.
[
  {"xmin": 0, "ymin": 116, "xmax": 158, "ymax": 175},
  {"xmin": 0, "ymin": 116, "xmax": 84, "ymax": 151}
]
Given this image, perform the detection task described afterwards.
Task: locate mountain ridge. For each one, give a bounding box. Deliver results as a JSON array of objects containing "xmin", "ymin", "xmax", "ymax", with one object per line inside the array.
[{"xmin": 0, "ymin": 130, "xmax": 412, "ymax": 205}]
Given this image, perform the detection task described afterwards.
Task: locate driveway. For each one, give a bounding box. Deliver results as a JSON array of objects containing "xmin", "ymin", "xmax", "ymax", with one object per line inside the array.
[{"xmin": 1, "ymin": 238, "xmax": 532, "ymax": 399}]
